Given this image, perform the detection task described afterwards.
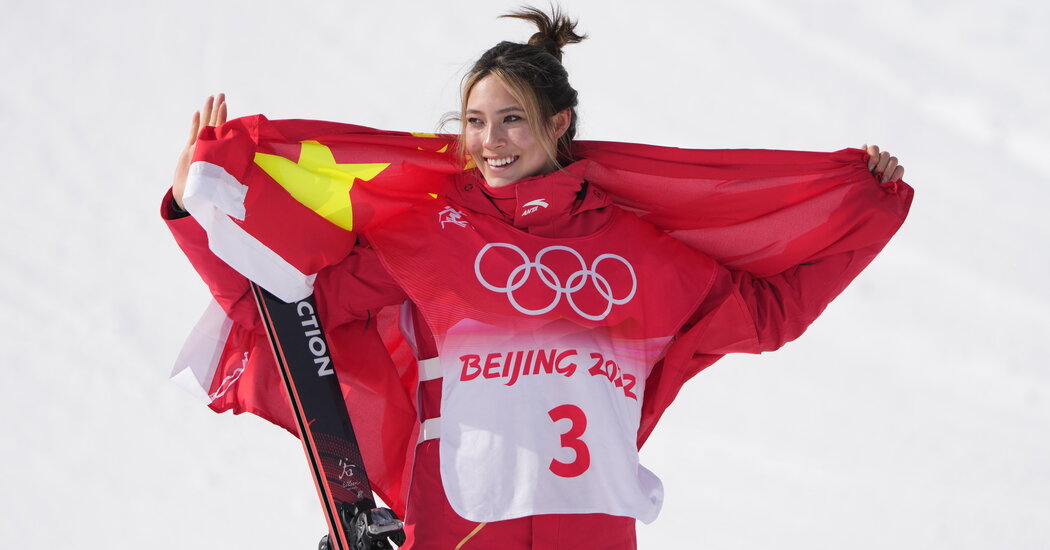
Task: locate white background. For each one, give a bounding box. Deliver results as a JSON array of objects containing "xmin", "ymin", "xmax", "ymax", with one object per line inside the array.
[{"xmin": 2, "ymin": 0, "xmax": 1047, "ymax": 548}]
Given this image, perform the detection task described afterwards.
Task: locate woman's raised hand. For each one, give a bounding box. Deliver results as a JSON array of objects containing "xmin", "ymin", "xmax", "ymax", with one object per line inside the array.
[
  {"xmin": 863, "ymin": 144, "xmax": 905, "ymax": 184},
  {"xmin": 172, "ymin": 94, "xmax": 228, "ymax": 210}
]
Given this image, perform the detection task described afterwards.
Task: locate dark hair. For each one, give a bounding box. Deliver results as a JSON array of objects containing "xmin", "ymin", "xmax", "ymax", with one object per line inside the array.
[{"xmin": 458, "ymin": 5, "xmax": 586, "ymax": 167}]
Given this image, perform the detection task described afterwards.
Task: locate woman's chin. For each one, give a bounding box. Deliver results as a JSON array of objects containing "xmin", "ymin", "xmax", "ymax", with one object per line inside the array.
[
  {"xmin": 479, "ymin": 167, "xmax": 521, "ymax": 188},
  {"xmin": 485, "ymin": 177, "xmax": 516, "ymax": 188}
]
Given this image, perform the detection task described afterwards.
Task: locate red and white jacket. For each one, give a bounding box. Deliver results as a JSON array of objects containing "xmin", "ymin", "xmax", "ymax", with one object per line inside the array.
[{"xmin": 164, "ymin": 161, "xmax": 899, "ymax": 531}]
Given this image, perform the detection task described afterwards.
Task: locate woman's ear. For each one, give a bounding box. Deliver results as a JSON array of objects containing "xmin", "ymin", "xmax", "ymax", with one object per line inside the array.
[{"xmin": 550, "ymin": 109, "xmax": 572, "ymax": 140}]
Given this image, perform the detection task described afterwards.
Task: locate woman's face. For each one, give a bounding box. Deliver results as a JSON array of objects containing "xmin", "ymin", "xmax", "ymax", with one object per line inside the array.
[{"xmin": 464, "ymin": 75, "xmax": 562, "ymax": 188}]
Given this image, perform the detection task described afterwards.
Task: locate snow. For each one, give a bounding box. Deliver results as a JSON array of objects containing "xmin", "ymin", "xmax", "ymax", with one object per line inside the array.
[{"xmin": 2, "ymin": 0, "xmax": 1047, "ymax": 548}]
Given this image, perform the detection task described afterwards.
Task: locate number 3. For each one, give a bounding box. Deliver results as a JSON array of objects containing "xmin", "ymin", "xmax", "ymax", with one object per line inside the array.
[{"xmin": 548, "ymin": 404, "xmax": 590, "ymax": 478}]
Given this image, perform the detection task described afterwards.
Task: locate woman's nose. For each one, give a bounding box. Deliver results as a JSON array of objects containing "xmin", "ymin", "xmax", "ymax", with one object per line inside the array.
[{"xmin": 484, "ymin": 124, "xmax": 506, "ymax": 148}]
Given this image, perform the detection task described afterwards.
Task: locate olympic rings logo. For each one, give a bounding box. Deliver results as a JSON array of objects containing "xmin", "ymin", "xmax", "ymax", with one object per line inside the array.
[{"xmin": 474, "ymin": 243, "xmax": 637, "ymax": 321}]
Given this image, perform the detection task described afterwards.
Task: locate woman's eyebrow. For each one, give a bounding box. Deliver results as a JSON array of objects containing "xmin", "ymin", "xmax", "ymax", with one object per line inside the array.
[{"xmin": 466, "ymin": 106, "xmax": 525, "ymax": 115}]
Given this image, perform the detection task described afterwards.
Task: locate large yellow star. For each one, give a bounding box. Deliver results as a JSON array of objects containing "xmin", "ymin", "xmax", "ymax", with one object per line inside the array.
[{"xmin": 254, "ymin": 140, "xmax": 389, "ymax": 231}]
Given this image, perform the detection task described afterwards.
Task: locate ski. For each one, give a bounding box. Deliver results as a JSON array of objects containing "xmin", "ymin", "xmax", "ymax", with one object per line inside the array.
[{"xmin": 251, "ymin": 282, "xmax": 405, "ymax": 550}]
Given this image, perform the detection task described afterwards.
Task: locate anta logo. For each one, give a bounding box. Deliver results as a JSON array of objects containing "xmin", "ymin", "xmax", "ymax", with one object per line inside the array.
[
  {"xmin": 438, "ymin": 205, "xmax": 469, "ymax": 228},
  {"xmin": 520, "ymin": 198, "xmax": 549, "ymax": 217}
]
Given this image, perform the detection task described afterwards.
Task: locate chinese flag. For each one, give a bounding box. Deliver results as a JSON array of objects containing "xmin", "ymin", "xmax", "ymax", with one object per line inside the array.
[{"xmin": 176, "ymin": 114, "xmax": 912, "ymax": 516}]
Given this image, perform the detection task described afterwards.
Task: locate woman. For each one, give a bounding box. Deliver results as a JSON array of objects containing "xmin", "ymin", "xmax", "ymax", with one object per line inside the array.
[{"xmin": 166, "ymin": 7, "xmax": 907, "ymax": 549}]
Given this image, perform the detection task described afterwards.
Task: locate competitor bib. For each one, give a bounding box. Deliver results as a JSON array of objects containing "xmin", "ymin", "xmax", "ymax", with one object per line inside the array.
[{"xmin": 367, "ymin": 198, "xmax": 715, "ymax": 522}]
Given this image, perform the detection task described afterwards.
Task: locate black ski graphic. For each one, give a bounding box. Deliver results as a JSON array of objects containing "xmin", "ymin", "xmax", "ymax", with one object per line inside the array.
[{"xmin": 251, "ymin": 282, "xmax": 405, "ymax": 550}]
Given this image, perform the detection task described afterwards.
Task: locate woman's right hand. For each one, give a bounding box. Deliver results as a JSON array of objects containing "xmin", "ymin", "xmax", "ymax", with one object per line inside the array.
[{"xmin": 172, "ymin": 94, "xmax": 227, "ymax": 210}]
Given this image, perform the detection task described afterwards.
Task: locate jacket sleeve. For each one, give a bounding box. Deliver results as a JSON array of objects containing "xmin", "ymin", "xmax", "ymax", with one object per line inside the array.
[
  {"xmin": 678, "ymin": 240, "xmax": 888, "ymax": 356},
  {"xmin": 638, "ymin": 239, "xmax": 890, "ymax": 447},
  {"xmin": 161, "ymin": 188, "xmax": 408, "ymax": 331}
]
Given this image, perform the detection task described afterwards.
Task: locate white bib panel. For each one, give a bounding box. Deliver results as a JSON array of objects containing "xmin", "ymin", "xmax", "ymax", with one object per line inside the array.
[{"xmin": 438, "ymin": 318, "xmax": 668, "ymax": 523}]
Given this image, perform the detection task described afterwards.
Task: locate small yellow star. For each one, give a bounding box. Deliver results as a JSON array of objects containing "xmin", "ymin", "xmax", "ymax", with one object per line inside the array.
[
  {"xmin": 254, "ymin": 140, "xmax": 389, "ymax": 231},
  {"xmin": 411, "ymin": 132, "xmax": 450, "ymax": 154}
]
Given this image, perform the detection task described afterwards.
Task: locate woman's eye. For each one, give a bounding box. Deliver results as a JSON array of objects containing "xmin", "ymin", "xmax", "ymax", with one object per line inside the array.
[
  {"xmin": 504, "ymin": 115, "xmax": 523, "ymax": 123},
  {"xmin": 467, "ymin": 118, "xmax": 484, "ymax": 127}
]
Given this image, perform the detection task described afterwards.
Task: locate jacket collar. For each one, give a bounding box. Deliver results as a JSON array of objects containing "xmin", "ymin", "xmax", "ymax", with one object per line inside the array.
[{"xmin": 443, "ymin": 160, "xmax": 612, "ymax": 234}]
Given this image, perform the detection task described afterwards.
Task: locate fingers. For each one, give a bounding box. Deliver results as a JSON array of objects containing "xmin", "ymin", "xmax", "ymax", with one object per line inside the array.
[
  {"xmin": 186, "ymin": 110, "xmax": 201, "ymax": 146},
  {"xmin": 863, "ymin": 144, "xmax": 879, "ymax": 170},
  {"xmin": 198, "ymin": 93, "xmax": 228, "ymax": 126},
  {"xmin": 876, "ymin": 151, "xmax": 892, "ymax": 173},
  {"xmin": 188, "ymin": 94, "xmax": 227, "ymax": 146},
  {"xmin": 181, "ymin": 93, "xmax": 226, "ymax": 157},
  {"xmin": 207, "ymin": 93, "xmax": 226, "ymax": 126},
  {"xmin": 874, "ymin": 151, "xmax": 901, "ymax": 183},
  {"xmin": 215, "ymin": 93, "xmax": 227, "ymax": 126},
  {"xmin": 880, "ymin": 155, "xmax": 899, "ymax": 182},
  {"xmin": 887, "ymin": 164, "xmax": 905, "ymax": 183},
  {"xmin": 201, "ymin": 95, "xmax": 214, "ymax": 129},
  {"xmin": 863, "ymin": 143, "xmax": 904, "ymax": 183}
]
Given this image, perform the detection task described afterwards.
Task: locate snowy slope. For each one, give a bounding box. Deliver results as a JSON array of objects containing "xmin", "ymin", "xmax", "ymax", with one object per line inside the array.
[{"xmin": 2, "ymin": 1, "xmax": 1047, "ymax": 548}]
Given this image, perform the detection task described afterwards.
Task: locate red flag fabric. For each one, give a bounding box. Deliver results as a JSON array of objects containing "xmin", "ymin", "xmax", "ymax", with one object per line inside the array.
[
  {"xmin": 183, "ymin": 116, "xmax": 910, "ymax": 298},
  {"xmin": 182, "ymin": 116, "xmax": 462, "ymax": 302},
  {"xmin": 170, "ymin": 115, "xmax": 912, "ymax": 517}
]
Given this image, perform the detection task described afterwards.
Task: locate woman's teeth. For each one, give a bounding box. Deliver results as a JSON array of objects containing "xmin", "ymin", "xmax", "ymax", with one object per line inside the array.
[{"xmin": 487, "ymin": 156, "xmax": 518, "ymax": 167}]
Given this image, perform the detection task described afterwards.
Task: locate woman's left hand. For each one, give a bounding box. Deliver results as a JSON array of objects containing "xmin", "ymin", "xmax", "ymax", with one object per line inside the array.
[{"xmin": 863, "ymin": 144, "xmax": 905, "ymax": 183}]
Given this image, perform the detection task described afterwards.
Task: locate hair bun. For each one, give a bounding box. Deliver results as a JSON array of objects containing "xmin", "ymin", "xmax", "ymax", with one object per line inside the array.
[{"xmin": 502, "ymin": 6, "xmax": 586, "ymax": 61}]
